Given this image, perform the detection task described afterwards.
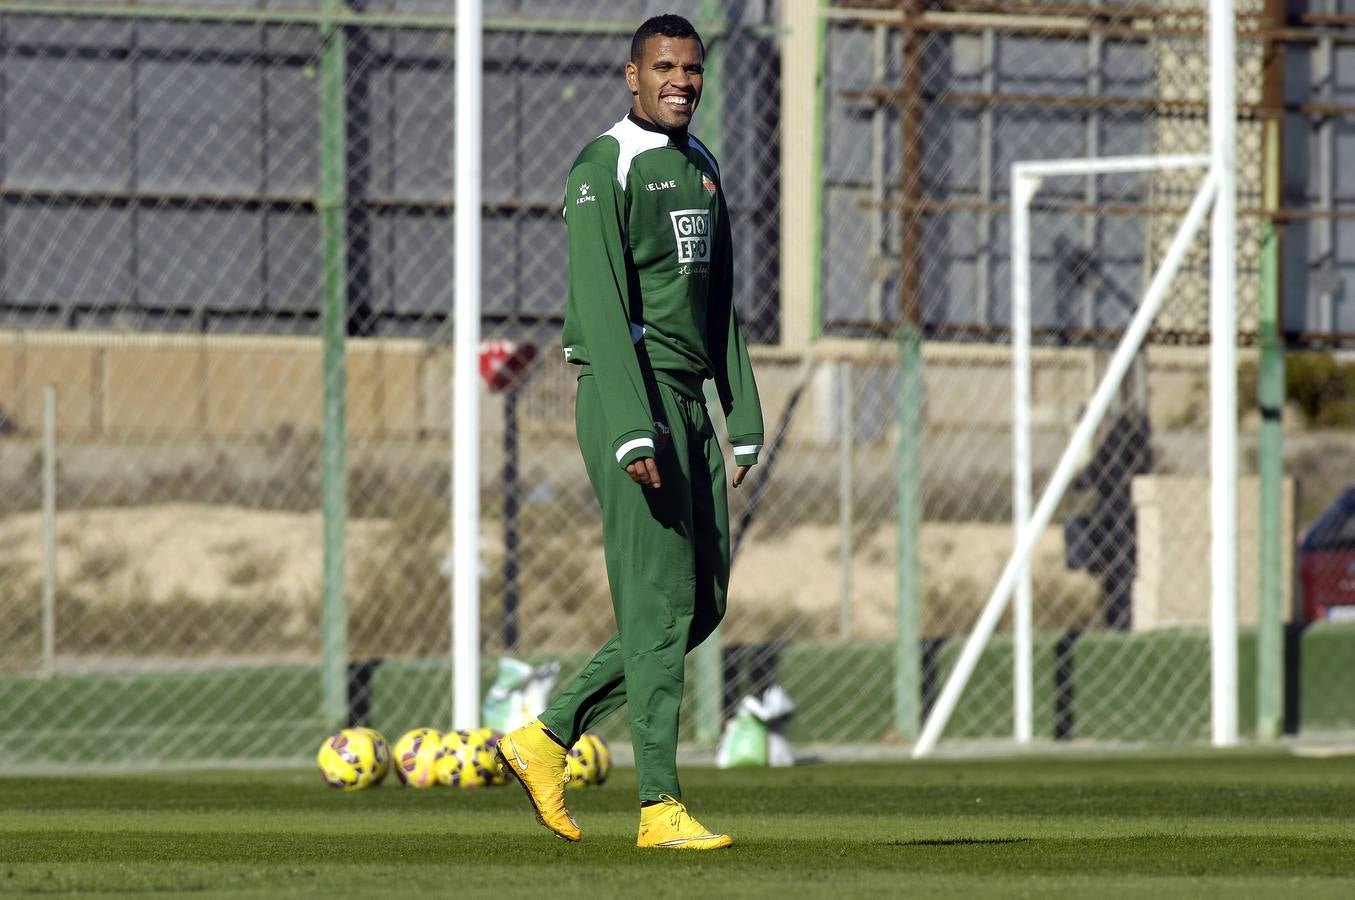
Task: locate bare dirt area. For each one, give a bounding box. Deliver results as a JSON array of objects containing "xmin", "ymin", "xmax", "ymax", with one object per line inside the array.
[
  {"xmin": 0, "ymin": 504, "xmax": 1098, "ymax": 653},
  {"xmin": 721, "ymin": 522, "xmax": 1099, "ymax": 642},
  {"xmin": 0, "ymin": 504, "xmax": 389, "ymax": 608}
]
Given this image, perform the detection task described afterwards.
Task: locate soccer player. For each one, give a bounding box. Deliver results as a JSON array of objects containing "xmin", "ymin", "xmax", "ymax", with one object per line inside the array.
[{"xmin": 497, "ymin": 14, "xmax": 763, "ymax": 851}]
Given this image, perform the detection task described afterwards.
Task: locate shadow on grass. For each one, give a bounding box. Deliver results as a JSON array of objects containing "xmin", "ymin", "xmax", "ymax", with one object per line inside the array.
[{"xmin": 887, "ymin": 838, "xmax": 1031, "ymax": 848}]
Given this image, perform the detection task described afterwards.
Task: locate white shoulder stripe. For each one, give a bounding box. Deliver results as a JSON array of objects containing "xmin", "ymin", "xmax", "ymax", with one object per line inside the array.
[{"xmin": 601, "ymin": 116, "xmax": 669, "ymax": 190}]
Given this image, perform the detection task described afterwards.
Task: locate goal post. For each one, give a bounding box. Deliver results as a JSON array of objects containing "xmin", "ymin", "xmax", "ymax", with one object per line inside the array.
[
  {"xmin": 914, "ymin": 165, "xmax": 1221, "ymax": 759},
  {"xmin": 1208, "ymin": 0, "xmax": 1240, "ymax": 750},
  {"xmin": 916, "ymin": 0, "xmax": 1239, "ymax": 757},
  {"xmin": 451, "ymin": 0, "xmax": 484, "ymax": 733},
  {"xmin": 1009, "ymin": 154, "xmax": 1211, "ymax": 746}
]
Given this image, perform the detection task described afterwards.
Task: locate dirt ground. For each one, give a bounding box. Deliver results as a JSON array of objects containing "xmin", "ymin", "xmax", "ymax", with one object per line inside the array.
[
  {"xmin": 720, "ymin": 521, "xmax": 1099, "ymax": 641},
  {"xmin": 0, "ymin": 504, "xmax": 1098, "ymax": 647},
  {"xmin": 0, "ymin": 505, "xmax": 388, "ymax": 608}
]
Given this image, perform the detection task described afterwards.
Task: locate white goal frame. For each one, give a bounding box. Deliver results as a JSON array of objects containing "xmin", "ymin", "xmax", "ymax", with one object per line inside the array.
[
  {"xmin": 913, "ymin": 157, "xmax": 1228, "ymax": 757},
  {"xmin": 1009, "ymin": 154, "xmax": 1212, "ymax": 746},
  {"xmin": 914, "ymin": 0, "xmax": 1237, "ymax": 758},
  {"xmin": 913, "ymin": 9, "xmax": 1241, "ymax": 755}
]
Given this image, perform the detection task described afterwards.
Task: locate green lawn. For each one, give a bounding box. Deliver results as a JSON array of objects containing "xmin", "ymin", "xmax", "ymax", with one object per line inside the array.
[{"xmin": 2, "ymin": 752, "xmax": 1354, "ymax": 897}]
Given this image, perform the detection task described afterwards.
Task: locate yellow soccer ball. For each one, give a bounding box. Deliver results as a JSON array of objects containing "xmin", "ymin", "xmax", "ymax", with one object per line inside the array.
[
  {"xmin": 353, "ymin": 727, "xmax": 391, "ymax": 784},
  {"xmin": 435, "ymin": 730, "xmax": 471, "ymax": 787},
  {"xmin": 469, "ymin": 727, "xmax": 507, "ymax": 786},
  {"xmin": 565, "ymin": 733, "xmax": 599, "ymax": 789},
  {"xmin": 393, "ymin": 727, "xmax": 443, "ymax": 788},
  {"xmin": 486, "ymin": 730, "xmax": 507, "ymax": 785},
  {"xmin": 438, "ymin": 729, "xmax": 497, "ymax": 788},
  {"xmin": 434, "ymin": 730, "xmax": 459, "ymax": 786},
  {"xmin": 316, "ymin": 728, "xmax": 383, "ymax": 792},
  {"xmin": 587, "ymin": 733, "xmax": 612, "ymax": 786}
]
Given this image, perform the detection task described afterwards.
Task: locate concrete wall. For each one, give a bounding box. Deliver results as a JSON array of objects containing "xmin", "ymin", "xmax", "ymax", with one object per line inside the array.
[
  {"xmin": 0, "ymin": 330, "xmax": 1221, "ymax": 448},
  {"xmin": 0, "ymin": 331, "xmax": 430, "ymax": 442},
  {"xmin": 1132, "ymin": 475, "xmax": 1296, "ymax": 630}
]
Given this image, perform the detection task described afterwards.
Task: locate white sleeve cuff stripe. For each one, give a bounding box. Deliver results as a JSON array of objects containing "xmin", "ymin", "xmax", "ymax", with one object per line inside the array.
[
  {"xmin": 615, "ymin": 437, "xmax": 655, "ymax": 462},
  {"xmin": 733, "ymin": 444, "xmax": 763, "ymax": 456}
]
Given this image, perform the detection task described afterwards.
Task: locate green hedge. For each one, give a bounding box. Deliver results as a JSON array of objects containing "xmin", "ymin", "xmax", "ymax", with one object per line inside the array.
[
  {"xmin": 1299, "ymin": 623, "xmax": 1355, "ymax": 731},
  {"xmin": 3, "ymin": 624, "xmax": 1355, "ymax": 769}
]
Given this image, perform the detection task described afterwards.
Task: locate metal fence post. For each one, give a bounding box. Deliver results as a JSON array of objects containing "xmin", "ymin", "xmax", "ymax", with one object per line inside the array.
[
  {"xmin": 692, "ymin": 0, "xmax": 727, "ymax": 745},
  {"xmin": 319, "ymin": 0, "xmax": 350, "ymax": 731},
  {"xmin": 42, "ymin": 384, "xmax": 57, "ymax": 678},
  {"xmin": 1257, "ymin": 117, "xmax": 1285, "ymax": 741}
]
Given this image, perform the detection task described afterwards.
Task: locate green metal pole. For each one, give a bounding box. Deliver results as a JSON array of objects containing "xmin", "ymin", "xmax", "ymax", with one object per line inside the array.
[
  {"xmin": 1257, "ymin": 117, "xmax": 1284, "ymax": 741},
  {"xmin": 319, "ymin": 0, "xmax": 349, "ymax": 732},
  {"xmin": 896, "ymin": 323, "xmax": 923, "ymax": 739},
  {"xmin": 810, "ymin": 0, "xmax": 828, "ymax": 341},
  {"xmin": 699, "ymin": 0, "xmax": 724, "ymax": 160},
  {"xmin": 894, "ymin": 0, "xmax": 926, "ymax": 742},
  {"xmin": 693, "ymin": 0, "xmax": 726, "ymax": 745}
]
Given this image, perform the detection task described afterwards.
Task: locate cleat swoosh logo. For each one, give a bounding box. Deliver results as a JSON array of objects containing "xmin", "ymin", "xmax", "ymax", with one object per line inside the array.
[
  {"xmin": 506, "ymin": 740, "xmax": 528, "ymax": 771},
  {"xmin": 656, "ymin": 835, "xmax": 723, "ymax": 846}
]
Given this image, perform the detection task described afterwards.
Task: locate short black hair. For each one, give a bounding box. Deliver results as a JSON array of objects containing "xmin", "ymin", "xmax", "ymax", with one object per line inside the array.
[{"xmin": 630, "ymin": 14, "xmax": 704, "ymax": 63}]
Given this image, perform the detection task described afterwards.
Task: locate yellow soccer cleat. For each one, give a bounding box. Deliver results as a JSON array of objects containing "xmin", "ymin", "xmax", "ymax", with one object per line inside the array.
[
  {"xmin": 496, "ymin": 719, "xmax": 581, "ymax": 842},
  {"xmin": 636, "ymin": 795, "xmax": 733, "ymax": 850}
]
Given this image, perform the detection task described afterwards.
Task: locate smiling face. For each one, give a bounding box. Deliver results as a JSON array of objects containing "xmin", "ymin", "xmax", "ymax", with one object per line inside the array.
[{"xmin": 625, "ymin": 35, "xmax": 704, "ymax": 134}]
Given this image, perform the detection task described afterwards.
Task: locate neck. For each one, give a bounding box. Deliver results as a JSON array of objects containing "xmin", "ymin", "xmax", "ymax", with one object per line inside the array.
[{"xmin": 628, "ymin": 109, "xmax": 687, "ymax": 140}]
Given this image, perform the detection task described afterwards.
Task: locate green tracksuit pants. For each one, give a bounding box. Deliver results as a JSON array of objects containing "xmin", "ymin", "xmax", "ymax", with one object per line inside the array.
[{"xmin": 540, "ymin": 372, "xmax": 729, "ymax": 802}]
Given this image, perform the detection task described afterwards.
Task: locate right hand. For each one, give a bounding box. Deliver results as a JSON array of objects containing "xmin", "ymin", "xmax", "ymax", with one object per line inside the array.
[{"xmin": 626, "ymin": 456, "xmax": 661, "ymax": 489}]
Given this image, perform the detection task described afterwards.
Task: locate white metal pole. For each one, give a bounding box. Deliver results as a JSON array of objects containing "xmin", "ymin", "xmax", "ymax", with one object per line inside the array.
[
  {"xmin": 41, "ymin": 384, "xmax": 56, "ymax": 678},
  {"xmin": 838, "ymin": 361, "xmax": 853, "ymax": 639},
  {"xmin": 452, "ymin": 0, "xmax": 482, "ymax": 731},
  {"xmin": 1016, "ymin": 154, "xmax": 1210, "ymax": 178},
  {"xmin": 1209, "ymin": 0, "xmax": 1239, "ymax": 747},
  {"xmin": 915, "ymin": 172, "xmax": 1218, "ymax": 757},
  {"xmin": 1011, "ymin": 172, "xmax": 1038, "ymax": 744}
]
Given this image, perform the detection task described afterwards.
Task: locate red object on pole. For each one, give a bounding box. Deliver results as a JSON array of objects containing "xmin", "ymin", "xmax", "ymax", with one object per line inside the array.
[{"xmin": 478, "ymin": 340, "xmax": 538, "ymax": 393}]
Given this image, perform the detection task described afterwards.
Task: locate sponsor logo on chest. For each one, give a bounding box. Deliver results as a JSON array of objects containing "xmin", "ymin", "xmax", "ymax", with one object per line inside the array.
[{"xmin": 669, "ymin": 208, "xmax": 711, "ymax": 264}]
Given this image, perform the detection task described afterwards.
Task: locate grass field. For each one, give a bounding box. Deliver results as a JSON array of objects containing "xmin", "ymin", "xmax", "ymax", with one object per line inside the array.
[{"xmin": 3, "ymin": 751, "xmax": 1354, "ymax": 897}]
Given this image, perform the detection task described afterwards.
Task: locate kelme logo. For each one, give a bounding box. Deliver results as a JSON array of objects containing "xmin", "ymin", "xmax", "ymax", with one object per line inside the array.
[{"xmin": 669, "ymin": 209, "xmax": 711, "ymax": 264}]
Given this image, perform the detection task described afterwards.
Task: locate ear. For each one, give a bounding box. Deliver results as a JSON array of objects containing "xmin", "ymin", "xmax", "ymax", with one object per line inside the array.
[{"xmin": 625, "ymin": 60, "xmax": 639, "ymax": 95}]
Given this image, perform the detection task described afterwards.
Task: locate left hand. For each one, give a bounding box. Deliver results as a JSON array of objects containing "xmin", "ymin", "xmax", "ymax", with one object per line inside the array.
[{"xmin": 732, "ymin": 465, "xmax": 752, "ymax": 489}]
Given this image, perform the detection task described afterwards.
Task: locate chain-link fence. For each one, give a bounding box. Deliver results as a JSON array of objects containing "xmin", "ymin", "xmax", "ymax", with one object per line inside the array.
[
  {"xmin": 813, "ymin": 0, "xmax": 1250, "ymax": 745},
  {"xmin": 809, "ymin": 0, "xmax": 1353, "ymax": 748},
  {"xmin": 0, "ymin": 0, "xmax": 1353, "ymax": 771},
  {"xmin": 0, "ymin": 0, "xmax": 786, "ymax": 768}
]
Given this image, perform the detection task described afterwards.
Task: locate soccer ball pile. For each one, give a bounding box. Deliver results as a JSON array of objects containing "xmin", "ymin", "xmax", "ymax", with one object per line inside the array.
[
  {"xmin": 316, "ymin": 727, "xmax": 611, "ymax": 792},
  {"xmin": 565, "ymin": 733, "xmax": 612, "ymax": 789}
]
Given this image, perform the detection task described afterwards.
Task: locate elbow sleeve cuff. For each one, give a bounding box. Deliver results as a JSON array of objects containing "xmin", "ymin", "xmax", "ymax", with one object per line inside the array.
[{"xmin": 614, "ymin": 432, "xmax": 656, "ymax": 468}]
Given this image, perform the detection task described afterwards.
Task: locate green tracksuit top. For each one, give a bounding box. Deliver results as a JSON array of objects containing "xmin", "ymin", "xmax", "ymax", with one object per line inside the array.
[{"xmin": 561, "ymin": 112, "xmax": 764, "ymax": 470}]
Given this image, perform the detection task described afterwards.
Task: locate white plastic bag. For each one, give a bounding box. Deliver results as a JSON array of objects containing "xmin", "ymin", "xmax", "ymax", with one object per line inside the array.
[
  {"xmin": 481, "ymin": 658, "xmax": 560, "ymax": 733},
  {"xmin": 715, "ymin": 685, "xmax": 796, "ymax": 768}
]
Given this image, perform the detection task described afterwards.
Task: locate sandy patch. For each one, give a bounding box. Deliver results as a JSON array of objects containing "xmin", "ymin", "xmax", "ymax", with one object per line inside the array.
[
  {"xmin": 723, "ymin": 522, "xmax": 1099, "ymax": 642},
  {"xmin": 0, "ymin": 505, "xmax": 1098, "ymax": 648},
  {"xmin": 0, "ymin": 504, "xmax": 389, "ymax": 605}
]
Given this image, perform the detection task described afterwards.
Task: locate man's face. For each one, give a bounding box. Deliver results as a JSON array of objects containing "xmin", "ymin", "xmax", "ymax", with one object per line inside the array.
[{"xmin": 625, "ymin": 35, "xmax": 704, "ymax": 133}]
